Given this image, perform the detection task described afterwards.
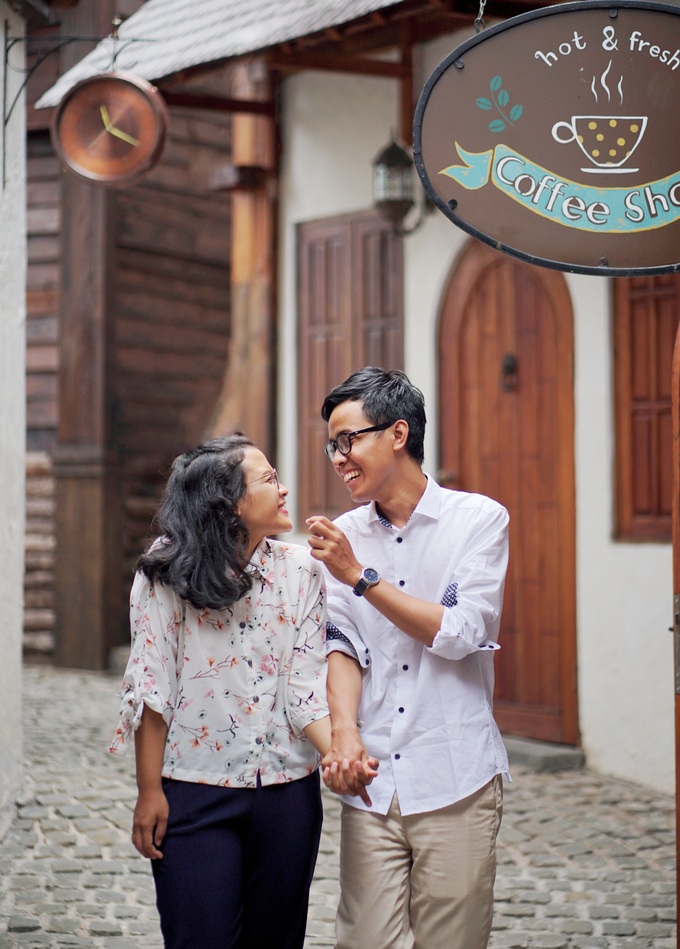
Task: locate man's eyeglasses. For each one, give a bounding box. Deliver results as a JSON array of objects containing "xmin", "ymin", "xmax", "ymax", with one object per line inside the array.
[
  {"xmin": 324, "ymin": 423, "xmax": 391, "ymax": 462},
  {"xmin": 246, "ymin": 468, "xmax": 279, "ymax": 489}
]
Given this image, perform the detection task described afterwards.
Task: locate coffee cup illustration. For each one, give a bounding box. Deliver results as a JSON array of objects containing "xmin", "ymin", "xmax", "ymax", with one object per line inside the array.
[{"xmin": 551, "ymin": 115, "xmax": 648, "ymax": 173}]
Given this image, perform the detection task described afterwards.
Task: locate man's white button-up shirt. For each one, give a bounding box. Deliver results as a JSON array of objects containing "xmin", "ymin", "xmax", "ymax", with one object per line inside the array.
[{"xmin": 325, "ymin": 475, "xmax": 511, "ymax": 817}]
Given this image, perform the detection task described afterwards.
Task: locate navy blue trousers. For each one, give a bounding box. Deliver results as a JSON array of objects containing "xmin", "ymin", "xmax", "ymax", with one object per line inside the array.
[{"xmin": 151, "ymin": 771, "xmax": 323, "ymax": 949}]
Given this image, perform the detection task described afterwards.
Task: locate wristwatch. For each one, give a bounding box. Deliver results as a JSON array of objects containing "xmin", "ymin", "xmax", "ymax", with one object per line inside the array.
[{"xmin": 353, "ymin": 567, "xmax": 381, "ymax": 597}]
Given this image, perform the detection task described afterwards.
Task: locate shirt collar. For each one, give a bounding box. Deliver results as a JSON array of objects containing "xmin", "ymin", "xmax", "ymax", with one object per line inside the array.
[
  {"xmin": 245, "ymin": 539, "xmax": 274, "ymax": 583},
  {"xmin": 367, "ymin": 473, "xmax": 442, "ymax": 528}
]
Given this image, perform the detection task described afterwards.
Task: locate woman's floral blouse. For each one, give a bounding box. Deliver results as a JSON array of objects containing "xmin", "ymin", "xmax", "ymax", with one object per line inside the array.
[{"xmin": 110, "ymin": 540, "xmax": 328, "ymax": 787}]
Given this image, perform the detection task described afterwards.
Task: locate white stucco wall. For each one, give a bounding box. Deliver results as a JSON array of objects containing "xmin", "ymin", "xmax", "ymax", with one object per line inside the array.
[
  {"xmin": 0, "ymin": 5, "xmax": 26, "ymax": 833},
  {"xmin": 277, "ymin": 27, "xmax": 675, "ymax": 793},
  {"xmin": 568, "ymin": 273, "xmax": 674, "ymax": 793}
]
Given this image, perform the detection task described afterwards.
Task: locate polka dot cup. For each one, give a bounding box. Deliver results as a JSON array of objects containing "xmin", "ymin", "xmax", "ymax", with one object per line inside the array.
[{"xmin": 551, "ymin": 115, "xmax": 648, "ymax": 172}]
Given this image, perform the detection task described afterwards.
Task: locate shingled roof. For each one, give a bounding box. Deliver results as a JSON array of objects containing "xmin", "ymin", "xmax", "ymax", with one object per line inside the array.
[{"xmin": 36, "ymin": 0, "xmax": 409, "ymax": 108}]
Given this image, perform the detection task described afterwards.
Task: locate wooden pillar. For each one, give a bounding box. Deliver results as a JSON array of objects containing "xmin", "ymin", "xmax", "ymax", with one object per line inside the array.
[
  {"xmin": 210, "ymin": 63, "xmax": 276, "ymax": 460},
  {"xmin": 53, "ymin": 175, "xmax": 122, "ymax": 669}
]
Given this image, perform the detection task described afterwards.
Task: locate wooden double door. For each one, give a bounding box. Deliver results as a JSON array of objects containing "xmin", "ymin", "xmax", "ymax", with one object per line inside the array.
[{"xmin": 439, "ymin": 241, "xmax": 578, "ymax": 745}]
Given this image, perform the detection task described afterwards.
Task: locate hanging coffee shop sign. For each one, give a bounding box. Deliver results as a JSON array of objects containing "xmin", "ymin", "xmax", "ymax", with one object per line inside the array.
[{"xmin": 414, "ymin": 0, "xmax": 680, "ymax": 275}]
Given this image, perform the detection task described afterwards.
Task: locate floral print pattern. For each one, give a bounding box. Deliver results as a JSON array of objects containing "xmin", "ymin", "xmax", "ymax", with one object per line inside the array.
[{"xmin": 110, "ymin": 540, "xmax": 328, "ymax": 787}]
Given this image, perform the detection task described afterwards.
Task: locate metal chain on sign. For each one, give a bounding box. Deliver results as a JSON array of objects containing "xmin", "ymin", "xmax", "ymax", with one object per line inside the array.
[{"xmin": 475, "ymin": 0, "xmax": 487, "ymax": 34}]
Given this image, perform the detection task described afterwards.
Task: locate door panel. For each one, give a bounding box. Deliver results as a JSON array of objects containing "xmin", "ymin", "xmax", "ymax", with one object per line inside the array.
[
  {"xmin": 297, "ymin": 212, "xmax": 404, "ymax": 526},
  {"xmin": 439, "ymin": 241, "xmax": 578, "ymax": 745}
]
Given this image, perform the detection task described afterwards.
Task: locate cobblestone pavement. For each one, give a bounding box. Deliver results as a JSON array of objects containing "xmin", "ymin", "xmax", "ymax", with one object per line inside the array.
[{"xmin": 0, "ymin": 666, "xmax": 676, "ymax": 949}]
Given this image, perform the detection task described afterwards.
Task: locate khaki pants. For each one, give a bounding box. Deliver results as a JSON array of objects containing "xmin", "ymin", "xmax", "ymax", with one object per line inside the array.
[{"xmin": 335, "ymin": 776, "xmax": 503, "ymax": 949}]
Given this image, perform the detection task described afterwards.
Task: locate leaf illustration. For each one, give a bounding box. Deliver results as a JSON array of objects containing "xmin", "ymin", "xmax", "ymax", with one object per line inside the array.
[
  {"xmin": 490, "ymin": 75, "xmax": 502, "ymax": 91},
  {"xmin": 476, "ymin": 97, "xmax": 492, "ymax": 110},
  {"xmin": 489, "ymin": 119, "xmax": 506, "ymax": 132},
  {"xmin": 510, "ymin": 104, "xmax": 523, "ymax": 121},
  {"xmin": 498, "ymin": 89, "xmax": 509, "ymax": 107}
]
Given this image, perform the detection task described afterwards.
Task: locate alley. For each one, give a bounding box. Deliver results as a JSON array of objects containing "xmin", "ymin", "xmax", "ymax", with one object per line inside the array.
[{"xmin": 0, "ymin": 665, "xmax": 676, "ymax": 949}]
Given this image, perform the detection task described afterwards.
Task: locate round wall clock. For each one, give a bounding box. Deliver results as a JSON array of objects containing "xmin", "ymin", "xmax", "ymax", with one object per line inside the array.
[{"xmin": 51, "ymin": 72, "xmax": 169, "ymax": 187}]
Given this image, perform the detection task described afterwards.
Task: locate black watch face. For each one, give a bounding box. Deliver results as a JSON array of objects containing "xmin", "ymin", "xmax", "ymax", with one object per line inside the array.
[{"xmin": 363, "ymin": 568, "xmax": 380, "ymax": 585}]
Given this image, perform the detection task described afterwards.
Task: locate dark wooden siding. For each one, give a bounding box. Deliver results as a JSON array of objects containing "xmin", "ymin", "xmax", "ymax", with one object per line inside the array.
[
  {"xmin": 112, "ymin": 107, "xmax": 232, "ymax": 624},
  {"xmin": 24, "ymin": 132, "xmax": 61, "ymax": 655}
]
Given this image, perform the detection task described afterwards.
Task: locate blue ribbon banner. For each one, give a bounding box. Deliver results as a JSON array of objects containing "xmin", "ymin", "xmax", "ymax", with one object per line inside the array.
[{"xmin": 440, "ymin": 143, "xmax": 680, "ymax": 233}]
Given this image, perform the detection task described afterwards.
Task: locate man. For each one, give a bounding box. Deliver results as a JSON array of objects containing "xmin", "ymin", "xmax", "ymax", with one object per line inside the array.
[{"xmin": 307, "ymin": 367, "xmax": 510, "ymax": 949}]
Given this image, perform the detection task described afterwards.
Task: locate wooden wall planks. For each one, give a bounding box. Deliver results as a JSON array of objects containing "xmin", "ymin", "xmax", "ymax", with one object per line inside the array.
[{"xmin": 112, "ymin": 106, "xmax": 232, "ymax": 628}]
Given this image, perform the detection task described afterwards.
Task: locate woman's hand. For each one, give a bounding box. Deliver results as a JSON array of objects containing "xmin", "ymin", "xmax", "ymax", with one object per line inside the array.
[
  {"xmin": 132, "ymin": 786, "xmax": 169, "ymax": 859},
  {"xmin": 133, "ymin": 705, "xmax": 169, "ymax": 860}
]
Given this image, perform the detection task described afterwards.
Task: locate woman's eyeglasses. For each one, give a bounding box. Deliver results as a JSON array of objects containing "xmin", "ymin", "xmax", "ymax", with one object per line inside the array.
[
  {"xmin": 324, "ymin": 423, "xmax": 391, "ymax": 462},
  {"xmin": 246, "ymin": 469, "xmax": 279, "ymax": 489}
]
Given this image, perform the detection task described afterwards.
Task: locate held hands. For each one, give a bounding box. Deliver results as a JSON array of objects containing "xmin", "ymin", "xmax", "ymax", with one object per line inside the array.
[
  {"xmin": 321, "ymin": 726, "xmax": 379, "ymax": 806},
  {"xmin": 306, "ymin": 516, "xmax": 362, "ymax": 587},
  {"xmin": 131, "ymin": 786, "xmax": 169, "ymax": 860}
]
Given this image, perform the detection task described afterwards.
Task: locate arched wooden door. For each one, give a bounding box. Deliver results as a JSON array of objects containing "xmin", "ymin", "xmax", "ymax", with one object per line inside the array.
[{"xmin": 439, "ymin": 241, "xmax": 578, "ymax": 745}]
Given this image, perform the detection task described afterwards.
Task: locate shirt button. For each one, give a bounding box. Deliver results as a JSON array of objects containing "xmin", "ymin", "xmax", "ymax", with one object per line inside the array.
[
  {"xmin": 255, "ymin": 736, "xmax": 262, "ymax": 744},
  {"xmin": 397, "ymin": 537, "xmax": 403, "ymax": 544},
  {"xmin": 402, "ymin": 664, "xmax": 409, "ymax": 671},
  {"xmin": 252, "ymin": 696, "xmax": 259, "ymax": 703},
  {"xmin": 398, "ymin": 707, "xmax": 404, "ymax": 713},
  {"xmin": 239, "ymin": 622, "xmax": 246, "ymax": 629},
  {"xmin": 394, "ymin": 753, "xmax": 401, "ymax": 760},
  {"xmin": 365, "ymin": 648, "xmax": 369, "ymax": 654},
  {"xmin": 399, "ymin": 580, "xmax": 405, "ymax": 587}
]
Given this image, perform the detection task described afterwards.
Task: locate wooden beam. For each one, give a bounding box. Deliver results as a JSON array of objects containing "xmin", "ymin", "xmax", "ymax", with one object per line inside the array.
[
  {"xmin": 160, "ymin": 91, "xmax": 276, "ymax": 117},
  {"xmin": 209, "ymin": 64, "xmax": 276, "ymax": 461},
  {"xmin": 400, "ymin": 20, "xmax": 414, "ymax": 146},
  {"xmin": 267, "ymin": 50, "xmax": 406, "ymax": 78}
]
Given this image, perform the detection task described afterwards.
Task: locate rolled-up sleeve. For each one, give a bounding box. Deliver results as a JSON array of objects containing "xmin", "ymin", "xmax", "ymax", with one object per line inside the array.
[
  {"xmin": 286, "ymin": 564, "xmax": 330, "ymax": 736},
  {"xmin": 429, "ymin": 504, "xmax": 509, "ymax": 661},
  {"xmin": 324, "ymin": 568, "xmax": 370, "ymax": 669},
  {"xmin": 109, "ymin": 573, "xmax": 180, "ymax": 756}
]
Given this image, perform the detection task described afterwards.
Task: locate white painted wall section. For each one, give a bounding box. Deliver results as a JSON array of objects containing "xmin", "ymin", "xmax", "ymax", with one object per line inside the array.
[
  {"xmin": 0, "ymin": 5, "xmax": 26, "ymax": 834},
  {"xmin": 569, "ymin": 273, "xmax": 674, "ymax": 794}
]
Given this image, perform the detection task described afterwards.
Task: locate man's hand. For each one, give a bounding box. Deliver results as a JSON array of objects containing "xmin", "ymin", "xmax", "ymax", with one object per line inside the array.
[
  {"xmin": 306, "ymin": 516, "xmax": 363, "ymax": 587},
  {"xmin": 131, "ymin": 786, "xmax": 169, "ymax": 859},
  {"xmin": 321, "ymin": 724, "xmax": 379, "ymax": 806}
]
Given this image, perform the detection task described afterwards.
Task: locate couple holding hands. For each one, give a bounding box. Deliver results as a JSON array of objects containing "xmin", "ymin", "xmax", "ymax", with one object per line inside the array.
[{"xmin": 110, "ymin": 367, "xmax": 510, "ymax": 949}]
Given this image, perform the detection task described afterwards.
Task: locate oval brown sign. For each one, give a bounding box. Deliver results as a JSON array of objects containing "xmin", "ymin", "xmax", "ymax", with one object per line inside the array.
[{"xmin": 414, "ymin": 0, "xmax": 680, "ymax": 275}]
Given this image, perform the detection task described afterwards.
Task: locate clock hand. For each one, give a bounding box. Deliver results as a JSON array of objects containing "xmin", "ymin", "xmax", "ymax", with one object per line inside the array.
[
  {"xmin": 100, "ymin": 104, "xmax": 111, "ymax": 128},
  {"xmin": 106, "ymin": 125, "xmax": 140, "ymax": 147}
]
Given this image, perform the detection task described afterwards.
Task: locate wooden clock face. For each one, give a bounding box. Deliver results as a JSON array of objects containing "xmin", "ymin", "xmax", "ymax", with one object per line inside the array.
[{"xmin": 51, "ymin": 73, "xmax": 169, "ymax": 186}]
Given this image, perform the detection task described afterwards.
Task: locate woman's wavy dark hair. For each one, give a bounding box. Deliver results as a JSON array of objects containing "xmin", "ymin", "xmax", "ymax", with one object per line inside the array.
[{"xmin": 138, "ymin": 434, "xmax": 255, "ymax": 611}]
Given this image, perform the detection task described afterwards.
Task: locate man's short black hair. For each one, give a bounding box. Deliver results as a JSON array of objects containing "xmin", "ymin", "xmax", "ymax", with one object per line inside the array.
[{"xmin": 321, "ymin": 367, "xmax": 426, "ymax": 466}]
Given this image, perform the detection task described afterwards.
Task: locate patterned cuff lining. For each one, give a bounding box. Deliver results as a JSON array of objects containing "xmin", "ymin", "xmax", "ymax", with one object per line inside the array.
[
  {"xmin": 326, "ymin": 622, "xmax": 353, "ymax": 645},
  {"xmin": 441, "ymin": 582, "xmax": 458, "ymax": 608}
]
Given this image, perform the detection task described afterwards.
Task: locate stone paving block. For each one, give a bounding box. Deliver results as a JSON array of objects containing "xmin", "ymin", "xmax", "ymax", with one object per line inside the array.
[
  {"xmin": 87, "ymin": 922, "xmax": 122, "ymax": 937},
  {"xmin": 52, "ymin": 860, "xmax": 82, "ymax": 873},
  {"xmin": 490, "ymin": 933, "xmax": 530, "ymax": 947},
  {"xmin": 588, "ymin": 905, "xmax": 620, "ymax": 919},
  {"xmin": 528, "ymin": 937, "xmax": 568, "ymax": 948},
  {"xmin": 602, "ymin": 921, "xmax": 636, "ymax": 935},
  {"xmin": 35, "ymin": 795, "xmax": 69, "ymax": 807},
  {"xmin": 45, "ymin": 919, "xmax": 79, "ymax": 934},
  {"xmin": 56, "ymin": 807, "xmax": 89, "ymax": 820},
  {"xmin": 6, "ymin": 920, "xmax": 40, "ymax": 934},
  {"xmin": 560, "ymin": 920, "xmax": 594, "ymax": 934}
]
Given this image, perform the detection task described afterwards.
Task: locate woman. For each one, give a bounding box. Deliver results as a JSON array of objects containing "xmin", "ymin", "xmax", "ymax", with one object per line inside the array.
[{"xmin": 110, "ymin": 434, "xmax": 331, "ymax": 949}]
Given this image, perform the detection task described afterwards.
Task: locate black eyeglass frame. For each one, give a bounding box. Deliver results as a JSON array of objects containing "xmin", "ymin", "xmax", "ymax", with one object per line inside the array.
[{"xmin": 324, "ymin": 422, "xmax": 391, "ymax": 462}]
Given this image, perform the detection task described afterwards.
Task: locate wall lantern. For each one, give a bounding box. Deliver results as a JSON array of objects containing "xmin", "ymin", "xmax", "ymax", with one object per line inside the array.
[{"xmin": 373, "ymin": 135, "xmax": 433, "ymax": 235}]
